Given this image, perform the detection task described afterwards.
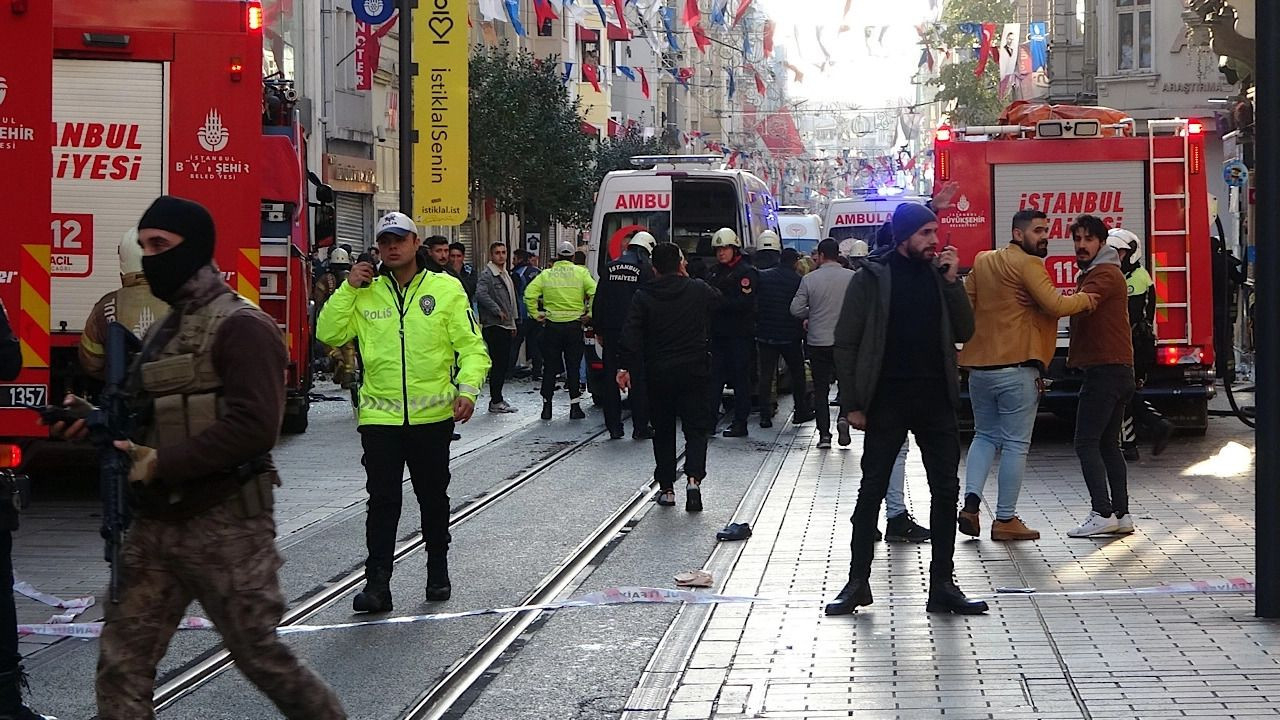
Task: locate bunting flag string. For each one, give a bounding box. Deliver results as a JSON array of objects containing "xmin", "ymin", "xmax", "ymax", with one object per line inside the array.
[
  {"xmin": 753, "ymin": 69, "xmax": 767, "ymax": 97},
  {"xmin": 732, "ymin": 0, "xmax": 752, "ymax": 27},
  {"xmin": 660, "ymin": 6, "xmax": 680, "ymax": 51},
  {"xmin": 611, "ymin": 0, "xmax": 630, "ymax": 35},
  {"xmin": 533, "ymin": 0, "xmax": 559, "ymax": 28},
  {"xmin": 616, "ymin": 65, "xmax": 636, "ymax": 81},
  {"xmin": 591, "ymin": 0, "xmax": 609, "ymax": 27},
  {"xmin": 762, "ymin": 19, "xmax": 774, "ymax": 58},
  {"xmin": 478, "ymin": 0, "xmax": 505, "ymax": 22},
  {"xmin": 726, "ymin": 67, "xmax": 736, "ymax": 99},
  {"xmin": 711, "ymin": 0, "xmax": 729, "ymax": 27},
  {"xmin": 562, "ymin": 62, "xmax": 575, "ymax": 84},
  {"xmin": 638, "ymin": 66, "xmax": 650, "ymax": 98}
]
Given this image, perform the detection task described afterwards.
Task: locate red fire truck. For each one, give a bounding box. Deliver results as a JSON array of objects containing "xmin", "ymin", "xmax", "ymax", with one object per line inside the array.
[
  {"xmin": 934, "ymin": 109, "xmax": 1215, "ymax": 432},
  {"xmin": 0, "ymin": 0, "xmax": 318, "ymax": 465}
]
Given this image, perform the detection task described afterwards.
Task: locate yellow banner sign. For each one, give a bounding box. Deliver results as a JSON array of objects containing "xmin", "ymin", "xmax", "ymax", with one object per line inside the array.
[{"xmin": 412, "ymin": 0, "xmax": 468, "ymax": 227}]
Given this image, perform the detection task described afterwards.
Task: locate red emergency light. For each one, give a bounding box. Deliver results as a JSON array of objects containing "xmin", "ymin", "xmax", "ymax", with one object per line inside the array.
[
  {"xmin": 247, "ymin": 2, "xmax": 264, "ymax": 31},
  {"xmin": 935, "ymin": 125, "xmax": 953, "ymax": 143},
  {"xmin": 230, "ymin": 57, "xmax": 244, "ymax": 82},
  {"xmin": 0, "ymin": 444, "xmax": 21, "ymax": 470},
  {"xmin": 1158, "ymin": 345, "xmax": 1203, "ymax": 366},
  {"xmin": 1187, "ymin": 118, "xmax": 1204, "ymax": 135}
]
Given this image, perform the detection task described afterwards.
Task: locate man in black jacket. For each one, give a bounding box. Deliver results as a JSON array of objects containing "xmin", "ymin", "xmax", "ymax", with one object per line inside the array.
[
  {"xmin": 593, "ymin": 232, "xmax": 656, "ymax": 440},
  {"xmin": 826, "ymin": 203, "xmax": 987, "ymax": 616},
  {"xmin": 755, "ymin": 248, "xmax": 813, "ymax": 428},
  {"xmin": 619, "ymin": 244, "xmax": 721, "ymax": 512},
  {"xmin": 706, "ymin": 228, "xmax": 757, "ymax": 437}
]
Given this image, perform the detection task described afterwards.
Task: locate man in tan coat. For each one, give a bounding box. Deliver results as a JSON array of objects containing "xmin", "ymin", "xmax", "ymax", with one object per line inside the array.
[{"xmin": 957, "ymin": 209, "xmax": 1097, "ymax": 541}]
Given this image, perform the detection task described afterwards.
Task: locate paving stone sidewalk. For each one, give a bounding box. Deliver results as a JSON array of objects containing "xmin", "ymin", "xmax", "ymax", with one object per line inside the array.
[{"xmin": 643, "ymin": 412, "xmax": 1272, "ymax": 719}]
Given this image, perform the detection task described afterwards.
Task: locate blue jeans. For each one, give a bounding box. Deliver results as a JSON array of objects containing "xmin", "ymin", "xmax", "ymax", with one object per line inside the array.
[
  {"xmin": 886, "ymin": 441, "xmax": 909, "ymax": 517},
  {"xmin": 963, "ymin": 367, "xmax": 1040, "ymax": 520}
]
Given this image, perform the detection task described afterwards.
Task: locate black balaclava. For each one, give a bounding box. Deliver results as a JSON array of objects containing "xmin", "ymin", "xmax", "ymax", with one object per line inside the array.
[{"xmin": 138, "ymin": 196, "xmax": 216, "ymax": 303}]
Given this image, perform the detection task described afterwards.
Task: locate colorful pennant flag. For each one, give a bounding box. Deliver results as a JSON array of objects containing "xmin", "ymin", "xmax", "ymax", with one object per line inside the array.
[
  {"xmin": 591, "ymin": 0, "xmax": 609, "ymax": 26},
  {"xmin": 533, "ymin": 0, "xmax": 559, "ymax": 28},
  {"xmin": 732, "ymin": 0, "xmax": 752, "ymax": 27},
  {"xmin": 660, "ymin": 6, "xmax": 680, "ymax": 51},
  {"xmin": 504, "ymin": 0, "xmax": 527, "ymax": 35},
  {"xmin": 975, "ymin": 21, "xmax": 997, "ymax": 76},
  {"xmin": 727, "ymin": 67, "xmax": 736, "ymax": 98},
  {"xmin": 611, "ymin": 0, "xmax": 629, "ymax": 34},
  {"xmin": 763, "ymin": 19, "xmax": 774, "ymax": 58},
  {"xmin": 617, "ymin": 65, "xmax": 636, "ymax": 80},
  {"xmin": 562, "ymin": 62, "xmax": 575, "ymax": 83},
  {"xmin": 753, "ymin": 69, "xmax": 766, "ymax": 96},
  {"xmin": 582, "ymin": 63, "xmax": 602, "ymax": 92},
  {"xmin": 638, "ymin": 66, "xmax": 650, "ymax": 98},
  {"xmin": 684, "ymin": 0, "xmax": 710, "ymax": 53},
  {"xmin": 711, "ymin": 0, "xmax": 729, "ymax": 27}
]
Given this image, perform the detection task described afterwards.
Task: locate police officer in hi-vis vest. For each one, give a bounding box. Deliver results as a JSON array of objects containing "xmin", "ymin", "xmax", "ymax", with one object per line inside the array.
[
  {"xmin": 55, "ymin": 196, "xmax": 346, "ymax": 719},
  {"xmin": 317, "ymin": 212, "xmax": 490, "ymax": 614}
]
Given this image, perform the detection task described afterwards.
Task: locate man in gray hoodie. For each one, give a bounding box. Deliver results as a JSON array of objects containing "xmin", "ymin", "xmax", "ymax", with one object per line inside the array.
[
  {"xmin": 790, "ymin": 239, "xmax": 854, "ymax": 448},
  {"xmin": 476, "ymin": 241, "xmax": 519, "ymax": 413}
]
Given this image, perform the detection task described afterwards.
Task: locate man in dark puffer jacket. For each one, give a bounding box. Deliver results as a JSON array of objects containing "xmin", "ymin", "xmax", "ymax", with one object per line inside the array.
[{"xmin": 754, "ymin": 248, "xmax": 814, "ymax": 428}]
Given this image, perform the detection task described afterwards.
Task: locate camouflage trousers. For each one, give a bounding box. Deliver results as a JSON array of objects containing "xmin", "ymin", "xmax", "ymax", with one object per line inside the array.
[{"xmin": 96, "ymin": 500, "xmax": 346, "ymax": 719}]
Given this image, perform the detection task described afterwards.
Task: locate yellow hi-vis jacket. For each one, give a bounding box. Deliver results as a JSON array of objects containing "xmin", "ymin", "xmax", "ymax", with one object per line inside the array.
[
  {"xmin": 317, "ymin": 269, "xmax": 490, "ymax": 426},
  {"xmin": 523, "ymin": 260, "xmax": 597, "ymax": 323}
]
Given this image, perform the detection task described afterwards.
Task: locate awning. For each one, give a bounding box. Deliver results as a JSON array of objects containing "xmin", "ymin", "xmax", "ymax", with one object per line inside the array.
[
  {"xmin": 606, "ymin": 23, "xmax": 631, "ymax": 40},
  {"xmin": 580, "ymin": 120, "xmax": 600, "ymax": 136},
  {"xmin": 607, "ymin": 118, "xmax": 622, "ymax": 138},
  {"xmin": 576, "ymin": 25, "xmax": 599, "ymax": 41}
]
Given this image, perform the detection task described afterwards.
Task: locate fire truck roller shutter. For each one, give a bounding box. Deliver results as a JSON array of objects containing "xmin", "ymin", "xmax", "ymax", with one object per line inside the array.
[
  {"xmin": 51, "ymin": 59, "xmax": 165, "ymax": 334},
  {"xmin": 334, "ymin": 192, "xmax": 370, "ymax": 250},
  {"xmin": 992, "ymin": 161, "xmax": 1146, "ymax": 347}
]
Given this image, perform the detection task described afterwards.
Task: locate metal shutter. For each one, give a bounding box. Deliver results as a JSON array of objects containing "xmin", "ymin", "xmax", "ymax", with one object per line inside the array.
[
  {"xmin": 335, "ymin": 192, "xmax": 368, "ymax": 248},
  {"xmin": 52, "ymin": 59, "xmax": 166, "ymax": 333}
]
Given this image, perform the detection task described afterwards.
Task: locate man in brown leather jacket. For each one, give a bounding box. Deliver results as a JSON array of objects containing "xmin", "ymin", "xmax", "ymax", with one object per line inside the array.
[{"xmin": 59, "ymin": 196, "xmax": 346, "ymax": 720}]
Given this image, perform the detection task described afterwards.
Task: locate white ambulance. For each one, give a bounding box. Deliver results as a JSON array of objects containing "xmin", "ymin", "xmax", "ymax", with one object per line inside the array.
[
  {"xmin": 822, "ymin": 188, "xmax": 927, "ymax": 248},
  {"xmin": 587, "ymin": 155, "xmax": 780, "ymax": 277},
  {"xmin": 776, "ymin": 206, "xmax": 823, "ymax": 254}
]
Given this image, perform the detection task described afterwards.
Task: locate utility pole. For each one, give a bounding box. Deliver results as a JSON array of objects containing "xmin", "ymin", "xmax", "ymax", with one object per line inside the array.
[
  {"xmin": 1256, "ymin": 0, "xmax": 1278, "ymax": 618},
  {"xmin": 398, "ymin": 0, "xmax": 414, "ymax": 214}
]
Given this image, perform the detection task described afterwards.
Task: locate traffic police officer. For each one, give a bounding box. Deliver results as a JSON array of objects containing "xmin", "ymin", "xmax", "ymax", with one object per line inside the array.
[
  {"xmin": 592, "ymin": 231, "xmax": 656, "ymax": 440},
  {"xmin": 524, "ymin": 241, "xmax": 597, "ymax": 421},
  {"xmin": 60, "ymin": 196, "xmax": 347, "ymax": 719},
  {"xmin": 706, "ymin": 228, "xmax": 758, "ymax": 437},
  {"xmin": 317, "ymin": 212, "xmax": 489, "ymax": 613},
  {"xmin": 78, "ymin": 229, "xmax": 170, "ymax": 380}
]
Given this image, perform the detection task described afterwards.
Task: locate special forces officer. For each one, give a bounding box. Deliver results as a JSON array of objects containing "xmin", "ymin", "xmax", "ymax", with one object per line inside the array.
[
  {"xmin": 592, "ymin": 231, "xmax": 656, "ymax": 440},
  {"xmin": 78, "ymin": 229, "xmax": 170, "ymax": 380},
  {"xmin": 524, "ymin": 241, "xmax": 597, "ymax": 421},
  {"xmin": 318, "ymin": 212, "xmax": 489, "ymax": 613},
  {"xmin": 59, "ymin": 196, "xmax": 347, "ymax": 719},
  {"xmin": 706, "ymin": 228, "xmax": 758, "ymax": 437}
]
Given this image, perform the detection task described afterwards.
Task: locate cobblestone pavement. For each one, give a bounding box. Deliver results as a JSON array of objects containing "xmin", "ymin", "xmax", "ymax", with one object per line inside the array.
[
  {"xmin": 631, "ymin": 406, "xmax": 1271, "ymax": 719},
  {"xmin": 11, "ymin": 377, "xmax": 549, "ymax": 656}
]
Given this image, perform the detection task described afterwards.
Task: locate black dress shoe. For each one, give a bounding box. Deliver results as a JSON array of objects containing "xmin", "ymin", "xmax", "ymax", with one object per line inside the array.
[
  {"xmin": 760, "ymin": 417, "xmax": 773, "ymax": 428},
  {"xmin": 632, "ymin": 427, "xmax": 655, "ymax": 440},
  {"xmin": 609, "ymin": 429, "xmax": 625, "ymax": 440},
  {"xmin": 926, "ymin": 580, "xmax": 988, "ymax": 614},
  {"xmin": 824, "ymin": 578, "xmax": 873, "ymax": 615},
  {"xmin": 722, "ymin": 424, "xmax": 748, "ymax": 438}
]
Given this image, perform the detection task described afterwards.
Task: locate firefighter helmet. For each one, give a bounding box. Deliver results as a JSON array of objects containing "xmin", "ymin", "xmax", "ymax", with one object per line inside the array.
[
  {"xmin": 848, "ymin": 239, "xmax": 870, "ymax": 258},
  {"xmin": 756, "ymin": 230, "xmax": 781, "ymax": 252},
  {"xmin": 711, "ymin": 227, "xmax": 740, "ymax": 248},
  {"xmin": 629, "ymin": 231, "xmax": 656, "ymax": 253},
  {"xmin": 1106, "ymin": 228, "xmax": 1142, "ymax": 263},
  {"xmin": 119, "ymin": 228, "xmax": 144, "ymax": 276},
  {"xmin": 329, "ymin": 247, "xmax": 352, "ymax": 267}
]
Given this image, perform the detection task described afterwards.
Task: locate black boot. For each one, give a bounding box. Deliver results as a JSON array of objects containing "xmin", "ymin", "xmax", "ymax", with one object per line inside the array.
[
  {"xmin": 541, "ymin": 400, "xmax": 553, "ymax": 420},
  {"xmin": 926, "ymin": 579, "xmax": 988, "ymax": 615},
  {"xmin": 824, "ymin": 578, "xmax": 873, "ymax": 615},
  {"xmin": 426, "ymin": 552, "xmax": 451, "ymax": 601},
  {"xmin": 569, "ymin": 403, "xmax": 586, "ymax": 420},
  {"xmin": 722, "ymin": 423, "xmax": 748, "ymax": 438},
  {"xmin": 352, "ymin": 567, "xmax": 393, "ymax": 613},
  {"xmin": 0, "ymin": 668, "xmax": 56, "ymax": 720}
]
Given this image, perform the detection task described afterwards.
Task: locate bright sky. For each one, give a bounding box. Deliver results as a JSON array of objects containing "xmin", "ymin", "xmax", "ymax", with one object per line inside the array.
[{"xmin": 754, "ymin": 0, "xmax": 939, "ymax": 106}]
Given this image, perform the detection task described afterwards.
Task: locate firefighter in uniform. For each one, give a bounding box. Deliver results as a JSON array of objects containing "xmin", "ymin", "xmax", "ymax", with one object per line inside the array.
[
  {"xmin": 58, "ymin": 196, "xmax": 347, "ymax": 719},
  {"xmin": 524, "ymin": 241, "xmax": 598, "ymax": 421},
  {"xmin": 752, "ymin": 229, "xmax": 782, "ymax": 270},
  {"xmin": 317, "ymin": 212, "xmax": 489, "ymax": 613},
  {"xmin": 322, "ymin": 247, "xmax": 359, "ymax": 388},
  {"xmin": 706, "ymin": 228, "xmax": 758, "ymax": 437},
  {"xmin": 1108, "ymin": 229, "xmax": 1174, "ymax": 459},
  {"xmin": 592, "ymin": 231, "xmax": 656, "ymax": 440},
  {"xmin": 78, "ymin": 229, "xmax": 170, "ymax": 380}
]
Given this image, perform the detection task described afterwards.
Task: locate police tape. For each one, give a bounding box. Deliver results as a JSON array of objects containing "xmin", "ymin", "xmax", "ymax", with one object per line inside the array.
[
  {"xmin": 14, "ymin": 578, "xmax": 1258, "ymax": 639},
  {"xmin": 13, "ymin": 579, "xmax": 95, "ymax": 624}
]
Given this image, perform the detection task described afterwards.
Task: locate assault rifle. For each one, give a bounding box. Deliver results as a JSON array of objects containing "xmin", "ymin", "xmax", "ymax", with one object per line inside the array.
[{"xmin": 28, "ymin": 322, "xmax": 139, "ymax": 602}]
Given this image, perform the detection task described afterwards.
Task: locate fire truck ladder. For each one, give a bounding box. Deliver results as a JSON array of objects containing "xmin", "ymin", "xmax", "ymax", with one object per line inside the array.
[{"xmin": 1147, "ymin": 119, "xmax": 1193, "ymax": 345}]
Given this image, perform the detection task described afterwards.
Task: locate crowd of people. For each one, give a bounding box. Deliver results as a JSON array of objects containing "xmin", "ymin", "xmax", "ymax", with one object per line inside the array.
[{"xmin": 14, "ymin": 190, "xmax": 1164, "ymax": 718}]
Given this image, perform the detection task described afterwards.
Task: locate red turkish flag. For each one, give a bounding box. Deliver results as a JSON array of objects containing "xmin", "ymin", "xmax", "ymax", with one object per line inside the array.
[
  {"xmin": 638, "ymin": 67, "xmax": 650, "ymax": 99},
  {"xmin": 684, "ymin": 0, "xmax": 710, "ymax": 53},
  {"xmin": 975, "ymin": 22, "xmax": 998, "ymax": 76},
  {"xmin": 754, "ymin": 69, "xmax": 767, "ymax": 96}
]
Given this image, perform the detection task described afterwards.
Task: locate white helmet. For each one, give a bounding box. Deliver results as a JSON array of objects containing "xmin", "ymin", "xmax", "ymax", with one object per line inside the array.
[
  {"xmin": 711, "ymin": 227, "xmax": 740, "ymax": 248},
  {"xmin": 119, "ymin": 228, "xmax": 144, "ymax": 277},
  {"xmin": 1106, "ymin": 228, "xmax": 1142, "ymax": 263},
  {"xmin": 629, "ymin": 231, "xmax": 656, "ymax": 253},
  {"xmin": 756, "ymin": 230, "xmax": 781, "ymax": 252},
  {"xmin": 848, "ymin": 239, "xmax": 870, "ymax": 258},
  {"xmin": 329, "ymin": 247, "xmax": 351, "ymax": 266}
]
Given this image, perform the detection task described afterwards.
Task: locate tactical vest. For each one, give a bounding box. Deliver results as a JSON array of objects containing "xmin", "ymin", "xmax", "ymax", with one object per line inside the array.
[{"xmin": 132, "ymin": 292, "xmax": 277, "ymax": 519}]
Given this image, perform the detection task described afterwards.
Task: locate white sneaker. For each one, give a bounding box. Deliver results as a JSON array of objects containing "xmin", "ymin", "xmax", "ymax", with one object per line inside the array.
[
  {"xmin": 1114, "ymin": 514, "xmax": 1136, "ymax": 534},
  {"xmin": 488, "ymin": 401, "xmax": 517, "ymax": 414},
  {"xmin": 836, "ymin": 417, "xmax": 852, "ymax": 447},
  {"xmin": 1067, "ymin": 511, "xmax": 1122, "ymax": 538}
]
